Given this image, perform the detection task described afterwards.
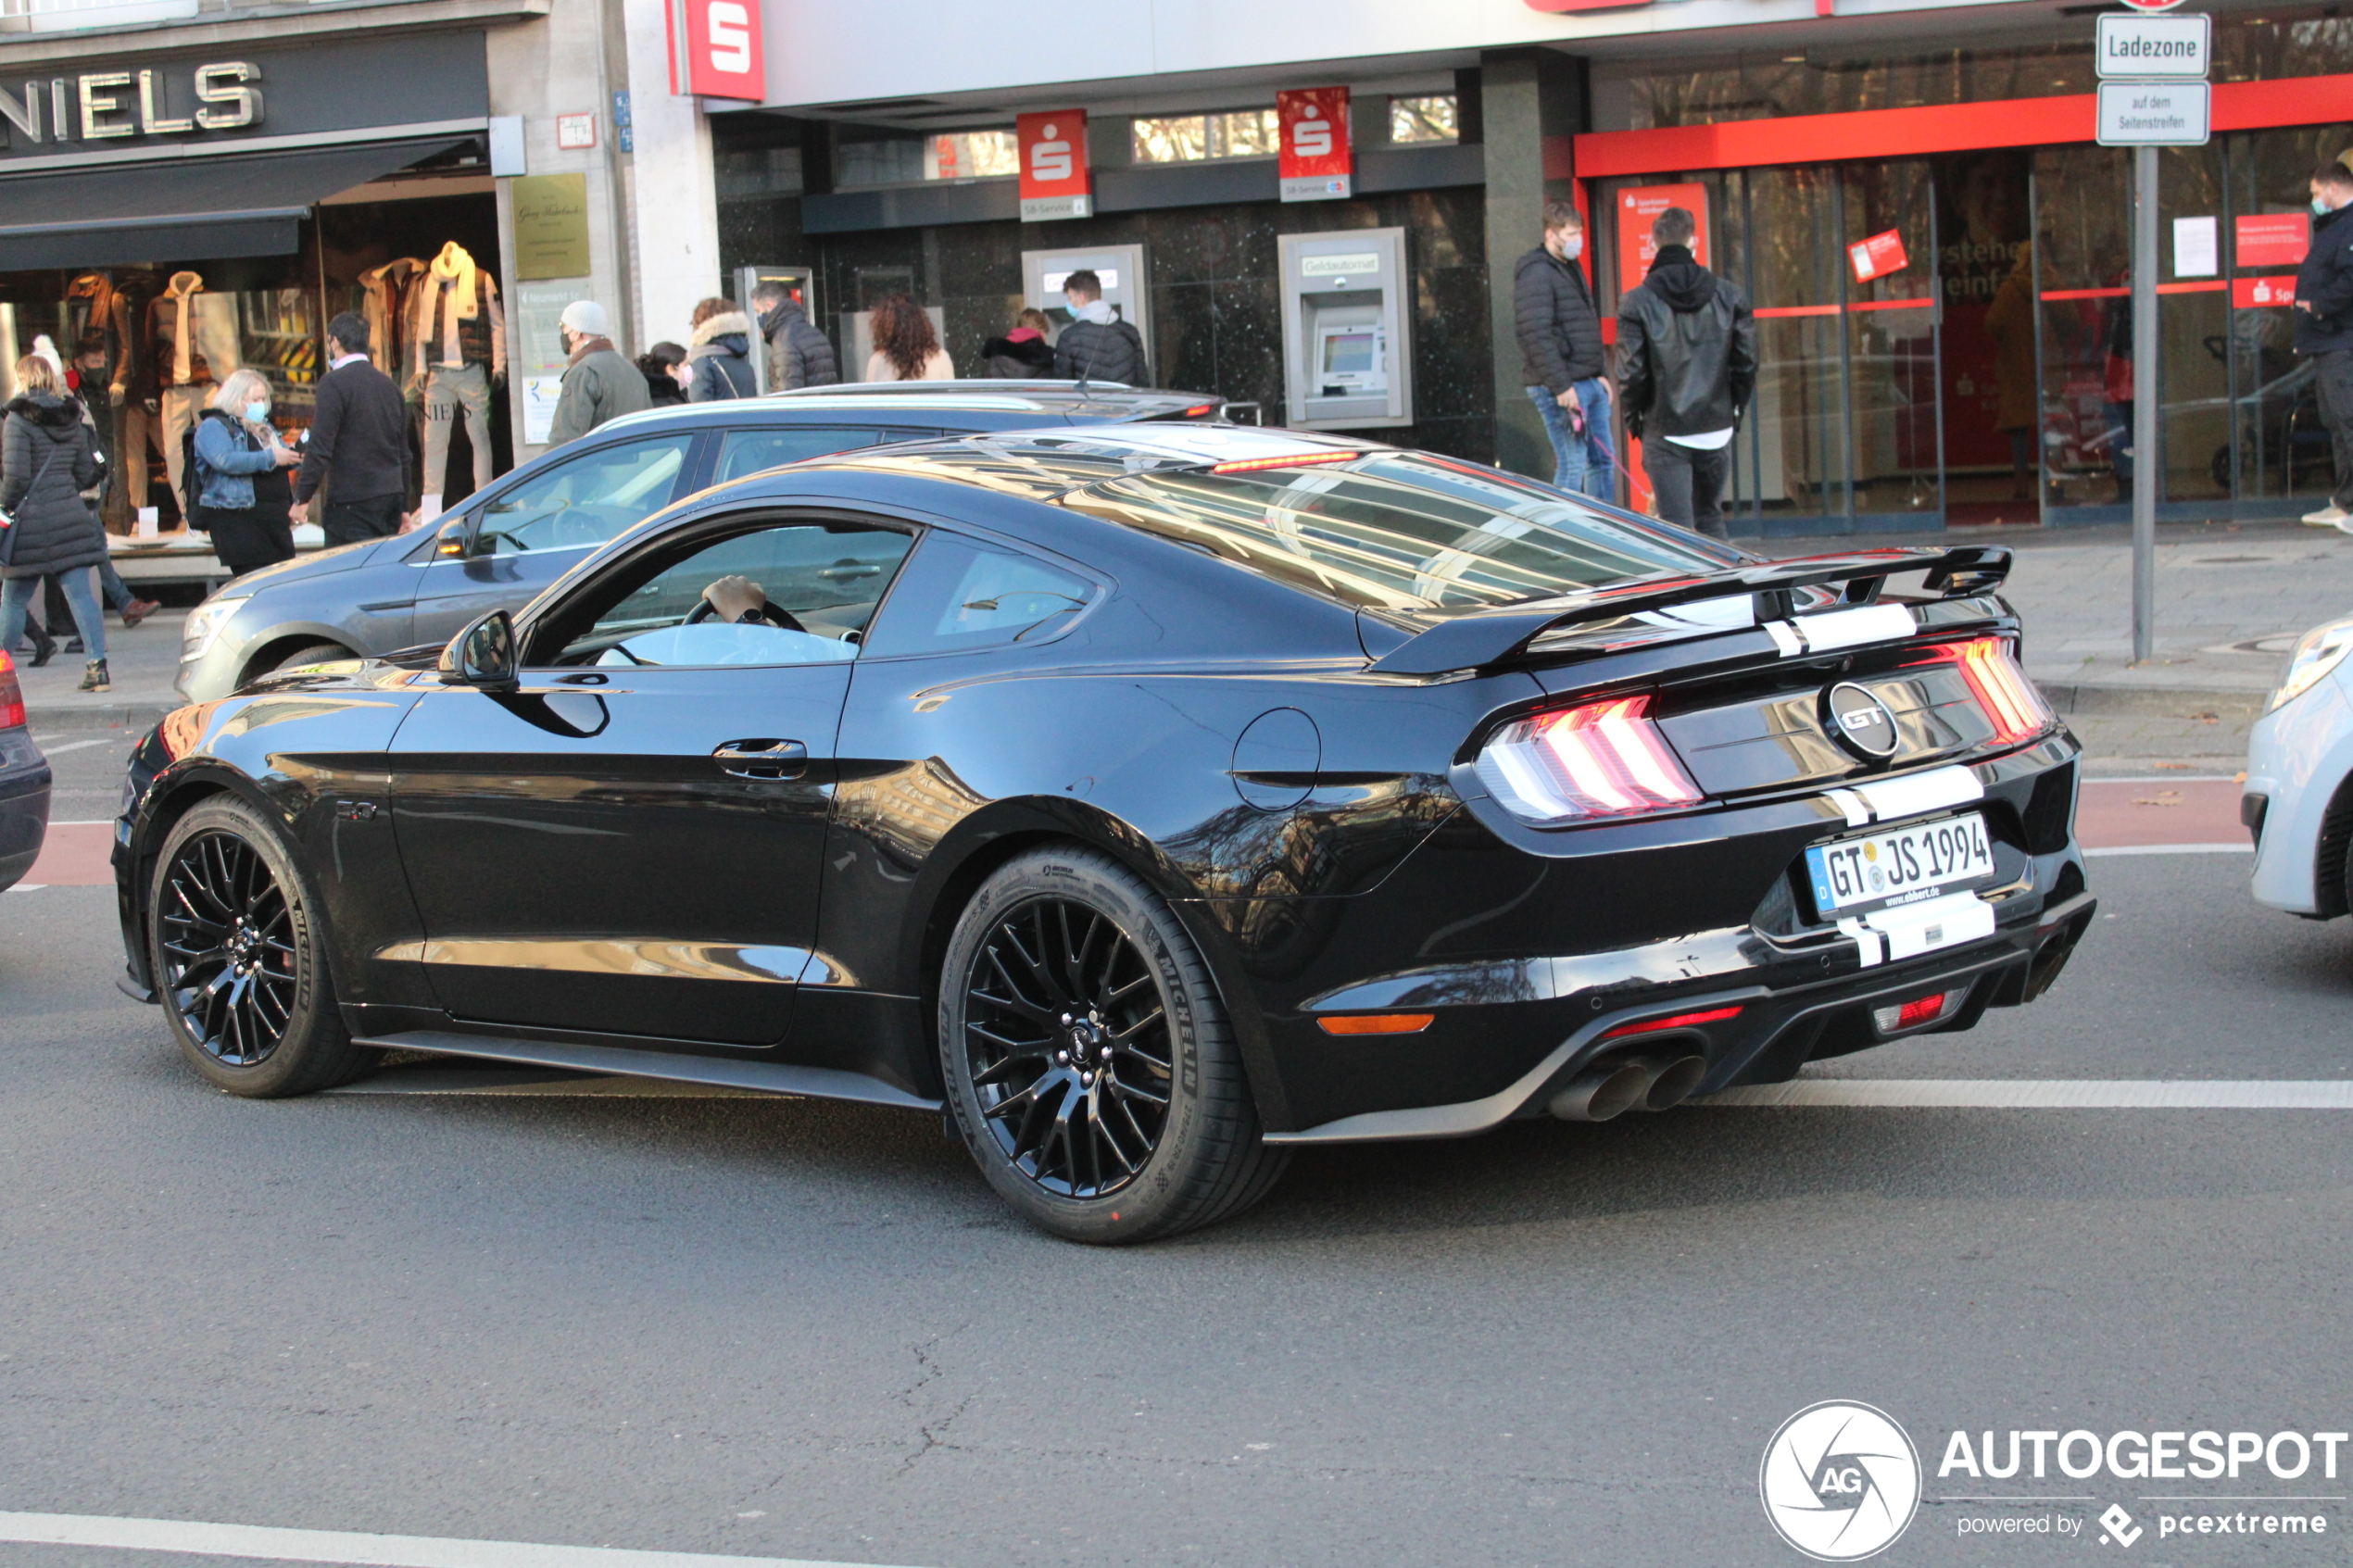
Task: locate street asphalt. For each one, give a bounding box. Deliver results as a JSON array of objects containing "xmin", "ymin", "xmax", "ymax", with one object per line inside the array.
[{"xmin": 5, "ymin": 735, "xmax": 2351, "ymax": 1567}]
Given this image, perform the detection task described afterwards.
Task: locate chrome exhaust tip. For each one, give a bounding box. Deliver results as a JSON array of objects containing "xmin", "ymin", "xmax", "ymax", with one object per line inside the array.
[
  {"xmin": 1637, "ymin": 1054, "xmax": 1709, "ymax": 1112},
  {"xmin": 1548, "ymin": 1060, "xmax": 1653, "ymax": 1123}
]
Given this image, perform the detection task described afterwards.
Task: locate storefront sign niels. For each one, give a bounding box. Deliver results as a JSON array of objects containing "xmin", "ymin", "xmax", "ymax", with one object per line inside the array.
[
  {"xmin": 1017, "ymin": 110, "xmax": 1090, "ymax": 221},
  {"xmin": 1617, "ymin": 182, "xmax": 1709, "ymax": 286},
  {"xmin": 2236, "ymin": 212, "xmax": 2309, "ymax": 268},
  {"xmin": 1277, "ymin": 87, "xmax": 1352, "ymax": 203},
  {"xmin": 0, "ymin": 61, "xmax": 259, "ymax": 149}
]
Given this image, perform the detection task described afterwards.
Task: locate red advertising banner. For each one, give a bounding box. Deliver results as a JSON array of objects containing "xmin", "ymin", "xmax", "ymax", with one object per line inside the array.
[
  {"xmin": 1277, "ymin": 88, "xmax": 1352, "ymax": 202},
  {"xmin": 665, "ymin": 0, "xmax": 764, "ymax": 101},
  {"xmin": 1017, "ymin": 110, "xmax": 1091, "ymax": 221},
  {"xmin": 1616, "ymin": 182, "xmax": 1710, "ymax": 288},
  {"xmin": 2235, "ymin": 212, "xmax": 2310, "ymax": 269},
  {"xmin": 1849, "ymin": 229, "xmax": 1910, "ymax": 282},
  {"xmin": 2234, "ymin": 274, "xmax": 2297, "ymax": 308}
]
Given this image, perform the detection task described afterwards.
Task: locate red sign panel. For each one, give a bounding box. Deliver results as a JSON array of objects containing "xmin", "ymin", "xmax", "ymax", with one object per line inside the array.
[
  {"xmin": 2234, "ymin": 274, "xmax": 2298, "ymax": 308},
  {"xmin": 2120, "ymin": 0, "xmax": 2188, "ymax": 10},
  {"xmin": 1277, "ymin": 87, "xmax": 1352, "ymax": 201},
  {"xmin": 2235, "ymin": 212, "xmax": 2310, "ymax": 270},
  {"xmin": 666, "ymin": 0, "xmax": 764, "ymax": 101},
  {"xmin": 1017, "ymin": 110, "xmax": 1091, "ymax": 220},
  {"xmin": 1524, "ymin": 0, "xmax": 1654, "ymax": 10},
  {"xmin": 1849, "ymin": 229, "xmax": 1910, "ymax": 282},
  {"xmin": 1616, "ymin": 182, "xmax": 1710, "ymax": 288}
]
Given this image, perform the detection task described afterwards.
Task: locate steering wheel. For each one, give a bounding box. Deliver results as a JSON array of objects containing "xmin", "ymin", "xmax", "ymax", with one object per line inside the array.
[{"xmin": 686, "ymin": 596, "xmax": 807, "ymax": 633}]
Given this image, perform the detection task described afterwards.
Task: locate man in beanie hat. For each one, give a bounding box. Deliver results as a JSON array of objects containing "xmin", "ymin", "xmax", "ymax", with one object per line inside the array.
[{"xmin": 547, "ymin": 299, "xmax": 649, "ymax": 445}]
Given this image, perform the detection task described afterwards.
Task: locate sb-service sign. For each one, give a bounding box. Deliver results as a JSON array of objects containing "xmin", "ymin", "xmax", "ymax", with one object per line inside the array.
[
  {"xmin": 1617, "ymin": 182, "xmax": 1710, "ymax": 287},
  {"xmin": 1018, "ymin": 110, "xmax": 1092, "ymax": 221},
  {"xmin": 1277, "ymin": 87, "xmax": 1352, "ymax": 203}
]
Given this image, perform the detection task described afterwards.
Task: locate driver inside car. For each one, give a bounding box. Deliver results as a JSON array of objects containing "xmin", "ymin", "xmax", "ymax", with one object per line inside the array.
[{"xmin": 593, "ymin": 573, "xmax": 858, "ymax": 667}]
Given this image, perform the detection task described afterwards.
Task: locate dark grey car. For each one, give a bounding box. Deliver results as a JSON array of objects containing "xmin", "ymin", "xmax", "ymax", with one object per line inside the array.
[{"xmin": 174, "ymin": 383, "xmax": 1224, "ymax": 701}]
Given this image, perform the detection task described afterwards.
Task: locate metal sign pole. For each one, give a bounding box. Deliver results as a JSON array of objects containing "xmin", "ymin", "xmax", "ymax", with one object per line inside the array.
[{"xmin": 2132, "ymin": 144, "xmax": 2159, "ymax": 664}]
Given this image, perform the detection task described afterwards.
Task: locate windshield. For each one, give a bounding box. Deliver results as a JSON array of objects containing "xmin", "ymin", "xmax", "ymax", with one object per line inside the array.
[{"xmin": 1056, "ymin": 453, "xmax": 1743, "ymax": 612}]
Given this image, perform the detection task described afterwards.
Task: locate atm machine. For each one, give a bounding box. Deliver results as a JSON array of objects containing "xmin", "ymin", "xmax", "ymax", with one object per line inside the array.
[
  {"xmin": 1277, "ymin": 228, "xmax": 1412, "ymax": 430},
  {"xmin": 733, "ymin": 265, "xmax": 819, "ymax": 395},
  {"xmin": 1022, "ymin": 245, "xmax": 1151, "ymax": 368}
]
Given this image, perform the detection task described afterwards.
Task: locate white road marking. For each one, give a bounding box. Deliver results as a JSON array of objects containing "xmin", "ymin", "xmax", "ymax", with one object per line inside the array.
[
  {"xmin": 2084, "ymin": 842, "xmax": 2251, "ymax": 856},
  {"xmin": 4, "ymin": 884, "xmax": 44, "ymax": 893},
  {"xmin": 1705, "ymin": 1079, "xmax": 2353, "ymax": 1109},
  {"xmin": 0, "ymin": 1510, "xmax": 922, "ymax": 1568},
  {"xmin": 30, "ymin": 736, "xmax": 125, "ymax": 756}
]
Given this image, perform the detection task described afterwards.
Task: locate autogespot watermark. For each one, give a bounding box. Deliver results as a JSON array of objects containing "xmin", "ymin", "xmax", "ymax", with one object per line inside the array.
[{"xmin": 1762, "ymin": 1407, "xmax": 2347, "ymax": 1559}]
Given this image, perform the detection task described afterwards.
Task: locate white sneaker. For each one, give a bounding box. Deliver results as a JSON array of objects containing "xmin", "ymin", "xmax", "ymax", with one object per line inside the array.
[{"xmin": 2304, "ymin": 504, "xmax": 2349, "ymax": 526}]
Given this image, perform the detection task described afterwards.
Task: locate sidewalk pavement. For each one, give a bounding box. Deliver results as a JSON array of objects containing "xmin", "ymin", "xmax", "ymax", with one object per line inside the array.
[{"xmin": 16, "ymin": 608, "xmax": 186, "ymax": 740}]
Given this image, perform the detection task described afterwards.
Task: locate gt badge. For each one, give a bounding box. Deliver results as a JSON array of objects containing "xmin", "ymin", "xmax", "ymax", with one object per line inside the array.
[{"xmin": 1824, "ymin": 682, "xmax": 1900, "ymax": 761}]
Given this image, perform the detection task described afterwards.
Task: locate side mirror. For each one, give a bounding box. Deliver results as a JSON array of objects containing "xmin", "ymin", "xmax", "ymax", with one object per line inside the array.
[
  {"xmin": 439, "ymin": 609, "xmax": 519, "ymax": 690},
  {"xmin": 434, "ymin": 518, "xmax": 466, "ymax": 558}
]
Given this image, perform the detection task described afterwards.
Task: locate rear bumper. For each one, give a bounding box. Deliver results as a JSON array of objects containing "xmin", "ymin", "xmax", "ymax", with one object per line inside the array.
[
  {"xmin": 0, "ymin": 741, "xmax": 52, "ymax": 892},
  {"xmin": 1265, "ymin": 887, "xmax": 2095, "ymax": 1145}
]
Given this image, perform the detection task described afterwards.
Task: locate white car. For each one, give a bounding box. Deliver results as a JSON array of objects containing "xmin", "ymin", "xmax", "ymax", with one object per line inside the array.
[{"xmin": 2247, "ymin": 616, "xmax": 2353, "ymax": 915}]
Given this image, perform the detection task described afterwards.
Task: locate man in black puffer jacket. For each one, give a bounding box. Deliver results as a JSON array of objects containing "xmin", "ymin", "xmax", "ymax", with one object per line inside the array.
[
  {"xmin": 1617, "ymin": 206, "xmax": 1756, "ymax": 539},
  {"xmin": 1514, "ymin": 199, "xmax": 1613, "ymax": 497},
  {"xmin": 1053, "ymin": 270, "xmax": 1149, "ymax": 385},
  {"xmin": 2296, "ymin": 161, "xmax": 2353, "ymax": 528},
  {"xmin": 753, "ymin": 282, "xmax": 839, "ymax": 392},
  {"xmin": 0, "ymin": 368, "xmax": 107, "ymax": 690}
]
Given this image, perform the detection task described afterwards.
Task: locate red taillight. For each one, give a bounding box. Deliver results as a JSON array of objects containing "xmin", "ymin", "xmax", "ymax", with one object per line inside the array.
[
  {"xmin": 1474, "ymin": 694, "xmax": 1704, "ymax": 824},
  {"xmin": 1600, "ymin": 1004, "xmax": 1743, "ymax": 1040},
  {"xmin": 1317, "ymin": 1013, "xmax": 1436, "ymax": 1035},
  {"xmin": 1908, "ymin": 636, "xmax": 2054, "ymax": 746},
  {"xmin": 1871, "ymin": 985, "xmax": 1969, "ymax": 1035},
  {"xmin": 1182, "ymin": 403, "xmax": 1217, "ymax": 418},
  {"xmin": 0, "ymin": 647, "xmax": 21, "ymax": 731}
]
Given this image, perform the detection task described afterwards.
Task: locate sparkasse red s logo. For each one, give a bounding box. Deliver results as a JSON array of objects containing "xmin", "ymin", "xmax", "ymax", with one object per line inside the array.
[{"xmin": 666, "ymin": 0, "xmax": 764, "ymax": 100}]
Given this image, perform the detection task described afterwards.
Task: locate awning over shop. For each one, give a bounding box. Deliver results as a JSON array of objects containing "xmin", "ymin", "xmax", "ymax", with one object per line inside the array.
[{"xmin": 0, "ymin": 138, "xmax": 471, "ymax": 272}]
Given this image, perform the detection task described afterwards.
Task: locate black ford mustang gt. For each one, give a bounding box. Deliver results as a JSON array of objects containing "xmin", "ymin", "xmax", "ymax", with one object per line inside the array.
[{"xmin": 111, "ymin": 426, "xmax": 2095, "ymax": 1242}]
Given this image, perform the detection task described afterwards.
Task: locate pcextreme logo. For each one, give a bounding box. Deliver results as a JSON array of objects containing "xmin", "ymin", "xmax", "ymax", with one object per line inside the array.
[{"xmin": 1760, "ymin": 1401, "xmax": 1923, "ymax": 1561}]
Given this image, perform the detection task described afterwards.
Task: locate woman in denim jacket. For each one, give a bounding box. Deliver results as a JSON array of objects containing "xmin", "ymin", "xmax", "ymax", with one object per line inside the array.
[{"xmin": 192, "ymin": 369, "xmax": 303, "ymax": 577}]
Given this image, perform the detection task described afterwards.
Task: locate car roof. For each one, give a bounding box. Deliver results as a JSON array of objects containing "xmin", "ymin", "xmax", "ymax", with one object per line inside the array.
[
  {"xmin": 593, "ymin": 382, "xmax": 1219, "ymax": 442},
  {"xmin": 778, "ymin": 425, "xmax": 1388, "ymax": 501}
]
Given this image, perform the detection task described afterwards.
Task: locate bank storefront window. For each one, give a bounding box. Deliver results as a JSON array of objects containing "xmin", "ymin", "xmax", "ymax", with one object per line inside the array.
[
  {"xmin": 1388, "ymin": 95, "xmax": 1459, "ymax": 144},
  {"xmin": 1131, "ymin": 109, "xmax": 1278, "ymax": 165}
]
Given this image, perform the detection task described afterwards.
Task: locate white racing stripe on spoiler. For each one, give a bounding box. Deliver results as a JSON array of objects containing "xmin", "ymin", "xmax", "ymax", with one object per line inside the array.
[{"xmin": 1769, "ymin": 603, "xmax": 1918, "ymax": 657}]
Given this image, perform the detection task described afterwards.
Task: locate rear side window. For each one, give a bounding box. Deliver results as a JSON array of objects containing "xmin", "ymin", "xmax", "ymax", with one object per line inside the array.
[
  {"xmin": 717, "ymin": 425, "xmax": 887, "ymax": 483},
  {"xmin": 861, "ymin": 533, "xmax": 1096, "ymax": 658},
  {"xmin": 1058, "ymin": 453, "xmax": 1739, "ymax": 611}
]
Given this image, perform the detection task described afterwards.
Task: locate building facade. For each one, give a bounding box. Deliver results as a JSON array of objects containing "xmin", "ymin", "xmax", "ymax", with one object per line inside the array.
[
  {"xmin": 0, "ymin": 0, "xmax": 679, "ymax": 529},
  {"xmin": 698, "ymin": 0, "xmax": 2353, "ymax": 536}
]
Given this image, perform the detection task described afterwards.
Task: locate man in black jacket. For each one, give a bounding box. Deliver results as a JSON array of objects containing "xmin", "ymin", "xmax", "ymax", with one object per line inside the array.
[
  {"xmin": 1514, "ymin": 200, "xmax": 1614, "ymax": 497},
  {"xmin": 1053, "ymin": 270, "xmax": 1149, "ymax": 386},
  {"xmin": 1617, "ymin": 207, "xmax": 1756, "ymax": 539},
  {"xmin": 294, "ymin": 312, "xmax": 412, "ymax": 546},
  {"xmin": 752, "ymin": 281, "xmax": 839, "ymax": 392},
  {"xmin": 2297, "ymin": 161, "xmax": 2353, "ymax": 528}
]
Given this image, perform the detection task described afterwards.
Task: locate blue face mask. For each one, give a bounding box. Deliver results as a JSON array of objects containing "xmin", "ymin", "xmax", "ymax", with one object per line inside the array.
[{"xmin": 245, "ymin": 402, "xmax": 270, "ymax": 423}]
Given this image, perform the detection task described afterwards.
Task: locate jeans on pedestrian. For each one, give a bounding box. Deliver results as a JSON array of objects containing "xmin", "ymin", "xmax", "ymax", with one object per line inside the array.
[
  {"xmin": 3, "ymin": 568, "xmax": 105, "ymax": 663},
  {"xmin": 1525, "ymin": 382, "xmax": 1616, "ymax": 500},
  {"xmin": 2316, "ymin": 349, "xmax": 2353, "ymax": 510},
  {"xmin": 1644, "ymin": 436, "xmax": 1731, "ymax": 539}
]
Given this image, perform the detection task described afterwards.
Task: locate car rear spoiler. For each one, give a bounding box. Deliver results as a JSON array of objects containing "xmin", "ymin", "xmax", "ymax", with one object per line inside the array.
[{"xmin": 1364, "ymin": 546, "xmax": 2012, "ymax": 677}]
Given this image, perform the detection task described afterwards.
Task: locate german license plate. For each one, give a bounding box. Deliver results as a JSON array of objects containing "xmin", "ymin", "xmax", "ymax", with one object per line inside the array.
[{"xmin": 1806, "ymin": 813, "xmax": 1994, "ymax": 917}]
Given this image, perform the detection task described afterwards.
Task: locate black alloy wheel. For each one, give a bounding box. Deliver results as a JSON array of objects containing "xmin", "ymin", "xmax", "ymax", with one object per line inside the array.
[
  {"xmin": 940, "ymin": 846, "xmax": 1288, "ymax": 1243},
  {"xmin": 158, "ymin": 827, "xmax": 296, "ymax": 1067},
  {"xmin": 963, "ymin": 897, "xmax": 1174, "ymax": 1198},
  {"xmin": 148, "ymin": 797, "xmax": 378, "ymax": 1097}
]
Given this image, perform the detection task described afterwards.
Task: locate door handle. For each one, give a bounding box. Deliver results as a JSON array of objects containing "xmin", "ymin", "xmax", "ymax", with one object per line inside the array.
[{"xmin": 713, "ymin": 738, "xmax": 807, "ymax": 779}]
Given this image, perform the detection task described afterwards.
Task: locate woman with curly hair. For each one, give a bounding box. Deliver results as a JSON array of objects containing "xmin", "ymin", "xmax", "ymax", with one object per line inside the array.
[{"xmin": 862, "ymin": 293, "xmax": 954, "ymax": 383}]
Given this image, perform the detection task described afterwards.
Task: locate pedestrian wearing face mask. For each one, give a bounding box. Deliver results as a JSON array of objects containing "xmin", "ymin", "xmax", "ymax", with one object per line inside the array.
[
  {"xmin": 189, "ymin": 369, "xmax": 304, "ymax": 578},
  {"xmin": 2296, "ymin": 160, "xmax": 2353, "ymax": 529},
  {"xmin": 1515, "ymin": 200, "xmax": 1615, "ymax": 499},
  {"xmin": 547, "ymin": 299, "xmax": 649, "ymax": 445}
]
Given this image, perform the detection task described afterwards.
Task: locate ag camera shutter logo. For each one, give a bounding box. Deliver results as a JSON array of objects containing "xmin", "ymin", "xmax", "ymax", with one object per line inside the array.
[{"xmin": 1761, "ymin": 1401, "xmax": 1922, "ymax": 1561}]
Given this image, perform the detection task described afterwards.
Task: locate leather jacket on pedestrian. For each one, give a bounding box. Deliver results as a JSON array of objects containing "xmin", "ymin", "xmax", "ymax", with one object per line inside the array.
[
  {"xmin": 1514, "ymin": 245, "xmax": 1605, "ymax": 392},
  {"xmin": 1616, "ymin": 247, "xmax": 1758, "ymax": 441},
  {"xmin": 2296, "ymin": 203, "xmax": 2353, "ymax": 357}
]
